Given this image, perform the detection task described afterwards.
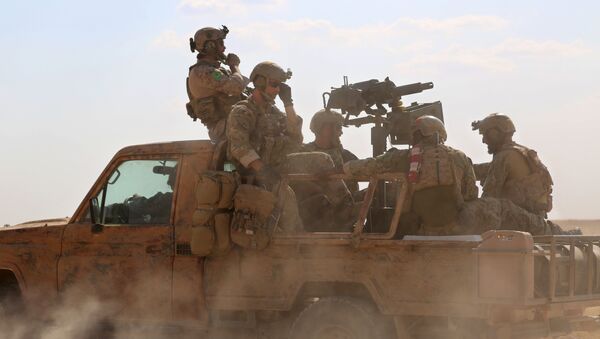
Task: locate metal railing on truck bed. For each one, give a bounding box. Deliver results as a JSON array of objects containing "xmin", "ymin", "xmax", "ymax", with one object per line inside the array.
[{"xmin": 533, "ymin": 235, "xmax": 600, "ymax": 303}]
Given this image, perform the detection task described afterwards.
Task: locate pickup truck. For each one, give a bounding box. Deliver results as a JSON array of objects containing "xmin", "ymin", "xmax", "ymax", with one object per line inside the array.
[{"xmin": 2, "ymin": 140, "xmax": 599, "ymax": 339}]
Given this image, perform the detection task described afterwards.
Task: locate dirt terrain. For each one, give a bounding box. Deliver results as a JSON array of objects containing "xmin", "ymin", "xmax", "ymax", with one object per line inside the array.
[{"xmin": 553, "ymin": 220, "xmax": 600, "ymax": 235}]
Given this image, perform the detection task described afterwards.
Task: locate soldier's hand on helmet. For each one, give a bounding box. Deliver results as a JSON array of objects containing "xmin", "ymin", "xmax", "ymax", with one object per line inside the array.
[
  {"xmin": 278, "ymin": 83, "xmax": 293, "ymax": 107},
  {"xmin": 256, "ymin": 165, "xmax": 281, "ymax": 188},
  {"xmin": 225, "ymin": 53, "xmax": 240, "ymax": 67}
]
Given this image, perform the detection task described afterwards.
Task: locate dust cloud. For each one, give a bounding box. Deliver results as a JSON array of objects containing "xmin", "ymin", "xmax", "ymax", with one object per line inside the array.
[{"xmin": 0, "ymin": 282, "xmax": 202, "ymax": 339}]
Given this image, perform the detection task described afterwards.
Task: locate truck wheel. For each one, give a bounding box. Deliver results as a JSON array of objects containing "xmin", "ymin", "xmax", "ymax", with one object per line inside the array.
[{"xmin": 289, "ymin": 297, "xmax": 381, "ymax": 339}]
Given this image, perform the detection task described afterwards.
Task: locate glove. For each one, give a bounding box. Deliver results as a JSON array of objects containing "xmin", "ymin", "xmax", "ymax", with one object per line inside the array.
[
  {"xmin": 256, "ymin": 165, "xmax": 281, "ymax": 188},
  {"xmin": 278, "ymin": 83, "xmax": 293, "ymax": 107},
  {"xmin": 225, "ymin": 53, "xmax": 240, "ymax": 67}
]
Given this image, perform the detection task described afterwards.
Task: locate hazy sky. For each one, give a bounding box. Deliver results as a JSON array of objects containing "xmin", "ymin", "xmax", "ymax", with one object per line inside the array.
[{"xmin": 1, "ymin": 0, "xmax": 599, "ymax": 225}]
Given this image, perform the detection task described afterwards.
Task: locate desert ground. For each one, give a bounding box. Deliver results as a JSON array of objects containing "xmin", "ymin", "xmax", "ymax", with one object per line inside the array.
[{"xmin": 553, "ymin": 220, "xmax": 600, "ymax": 235}]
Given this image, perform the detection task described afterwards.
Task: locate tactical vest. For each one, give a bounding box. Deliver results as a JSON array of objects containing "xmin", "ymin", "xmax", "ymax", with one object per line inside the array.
[
  {"xmin": 186, "ymin": 62, "xmax": 240, "ymax": 127},
  {"xmin": 234, "ymin": 100, "xmax": 300, "ymax": 168},
  {"xmin": 407, "ymin": 144, "xmax": 463, "ymax": 235},
  {"xmin": 502, "ymin": 143, "xmax": 553, "ymax": 215}
]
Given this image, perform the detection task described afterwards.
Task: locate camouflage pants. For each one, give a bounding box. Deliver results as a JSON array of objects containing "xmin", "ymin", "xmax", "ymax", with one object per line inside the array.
[{"xmin": 457, "ymin": 198, "xmax": 549, "ymax": 235}]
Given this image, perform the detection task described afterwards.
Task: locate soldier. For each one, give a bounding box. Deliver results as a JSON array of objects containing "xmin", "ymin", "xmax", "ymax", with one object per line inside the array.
[
  {"xmin": 186, "ymin": 26, "xmax": 246, "ymax": 142},
  {"xmin": 226, "ymin": 61, "xmax": 302, "ymax": 179},
  {"xmin": 468, "ymin": 113, "xmax": 577, "ymax": 235},
  {"xmin": 471, "ymin": 113, "xmax": 553, "ymax": 217},
  {"xmin": 304, "ymin": 109, "xmax": 358, "ymax": 168},
  {"xmin": 226, "ymin": 61, "xmax": 303, "ymax": 230},
  {"xmin": 303, "ymin": 109, "xmax": 359, "ymax": 193},
  {"xmin": 290, "ymin": 109, "xmax": 359, "ymax": 230},
  {"xmin": 343, "ymin": 115, "xmax": 478, "ymax": 235}
]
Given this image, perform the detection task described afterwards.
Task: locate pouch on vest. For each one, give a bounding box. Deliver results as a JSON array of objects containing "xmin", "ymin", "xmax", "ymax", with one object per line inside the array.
[
  {"xmin": 191, "ymin": 171, "xmax": 238, "ymax": 256},
  {"xmin": 191, "ymin": 225, "xmax": 214, "ymax": 257},
  {"xmin": 230, "ymin": 184, "xmax": 276, "ymax": 250},
  {"xmin": 213, "ymin": 213, "xmax": 232, "ymax": 256},
  {"xmin": 190, "ymin": 208, "xmax": 215, "ymax": 256},
  {"xmin": 511, "ymin": 145, "xmax": 553, "ymax": 213},
  {"xmin": 188, "ymin": 96, "xmax": 221, "ymax": 126},
  {"xmin": 191, "ymin": 211, "xmax": 232, "ymax": 257},
  {"xmin": 196, "ymin": 171, "xmax": 237, "ymax": 209}
]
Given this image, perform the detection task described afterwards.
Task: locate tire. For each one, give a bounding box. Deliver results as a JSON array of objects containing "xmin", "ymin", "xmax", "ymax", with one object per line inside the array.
[{"xmin": 289, "ymin": 297, "xmax": 381, "ymax": 339}]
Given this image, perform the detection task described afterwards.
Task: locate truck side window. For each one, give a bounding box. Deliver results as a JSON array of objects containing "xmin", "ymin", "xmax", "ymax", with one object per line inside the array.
[{"xmin": 93, "ymin": 160, "xmax": 178, "ymax": 225}]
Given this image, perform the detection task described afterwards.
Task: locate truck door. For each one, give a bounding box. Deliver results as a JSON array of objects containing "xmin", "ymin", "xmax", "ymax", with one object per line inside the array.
[{"xmin": 57, "ymin": 158, "xmax": 178, "ymax": 321}]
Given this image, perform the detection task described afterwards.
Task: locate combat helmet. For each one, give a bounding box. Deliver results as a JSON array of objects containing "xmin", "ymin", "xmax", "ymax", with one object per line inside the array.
[
  {"xmin": 249, "ymin": 61, "xmax": 292, "ymax": 83},
  {"xmin": 412, "ymin": 115, "xmax": 447, "ymax": 142},
  {"xmin": 310, "ymin": 109, "xmax": 344, "ymax": 134},
  {"xmin": 471, "ymin": 113, "xmax": 516, "ymax": 134},
  {"xmin": 190, "ymin": 26, "xmax": 229, "ymax": 53}
]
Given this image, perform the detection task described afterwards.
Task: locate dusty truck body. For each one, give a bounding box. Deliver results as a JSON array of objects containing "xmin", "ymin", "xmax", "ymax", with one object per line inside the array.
[{"xmin": 1, "ymin": 140, "xmax": 600, "ymax": 338}]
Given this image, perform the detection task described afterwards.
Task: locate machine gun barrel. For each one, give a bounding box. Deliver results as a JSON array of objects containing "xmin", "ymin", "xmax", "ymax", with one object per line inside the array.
[{"xmin": 393, "ymin": 82, "xmax": 433, "ymax": 98}]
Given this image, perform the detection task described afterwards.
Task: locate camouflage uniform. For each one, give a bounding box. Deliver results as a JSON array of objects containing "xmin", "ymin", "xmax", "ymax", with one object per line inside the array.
[
  {"xmin": 226, "ymin": 85, "xmax": 304, "ymax": 231},
  {"xmin": 302, "ymin": 141, "xmax": 359, "ymax": 193},
  {"xmin": 480, "ymin": 142, "xmax": 553, "ymax": 217},
  {"xmin": 302, "ymin": 142, "xmax": 358, "ymax": 169},
  {"xmin": 458, "ymin": 198, "xmax": 552, "ymax": 236},
  {"xmin": 467, "ymin": 113, "xmax": 559, "ymax": 235},
  {"xmin": 344, "ymin": 144, "xmax": 478, "ymax": 200},
  {"xmin": 187, "ymin": 59, "xmax": 245, "ymax": 142},
  {"xmin": 227, "ymin": 97, "xmax": 303, "ymax": 170},
  {"xmin": 344, "ymin": 116, "xmax": 478, "ymax": 235}
]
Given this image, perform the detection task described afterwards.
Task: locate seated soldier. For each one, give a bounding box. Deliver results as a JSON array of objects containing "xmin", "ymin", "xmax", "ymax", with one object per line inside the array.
[
  {"xmin": 342, "ymin": 115, "xmax": 478, "ymax": 236},
  {"xmin": 303, "ymin": 109, "xmax": 359, "ymax": 193},
  {"xmin": 465, "ymin": 113, "xmax": 578, "ymax": 235},
  {"xmin": 290, "ymin": 109, "xmax": 358, "ymax": 230}
]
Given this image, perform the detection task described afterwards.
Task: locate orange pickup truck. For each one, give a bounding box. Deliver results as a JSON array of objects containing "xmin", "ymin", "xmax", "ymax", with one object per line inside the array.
[{"xmin": 2, "ymin": 140, "xmax": 599, "ymax": 338}]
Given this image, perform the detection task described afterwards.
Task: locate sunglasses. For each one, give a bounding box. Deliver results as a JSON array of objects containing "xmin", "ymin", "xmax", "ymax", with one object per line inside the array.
[{"xmin": 268, "ymin": 80, "xmax": 281, "ymax": 88}]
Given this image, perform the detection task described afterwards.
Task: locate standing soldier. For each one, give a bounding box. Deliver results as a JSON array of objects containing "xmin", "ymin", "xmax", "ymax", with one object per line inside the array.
[
  {"xmin": 226, "ymin": 61, "xmax": 302, "ymax": 180},
  {"xmin": 343, "ymin": 115, "xmax": 478, "ymax": 235},
  {"xmin": 226, "ymin": 61, "xmax": 304, "ymax": 230},
  {"xmin": 186, "ymin": 26, "xmax": 246, "ymax": 142}
]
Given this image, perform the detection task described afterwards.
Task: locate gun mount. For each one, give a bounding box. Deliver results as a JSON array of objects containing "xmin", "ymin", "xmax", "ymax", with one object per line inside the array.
[{"xmin": 323, "ymin": 76, "xmax": 443, "ymax": 157}]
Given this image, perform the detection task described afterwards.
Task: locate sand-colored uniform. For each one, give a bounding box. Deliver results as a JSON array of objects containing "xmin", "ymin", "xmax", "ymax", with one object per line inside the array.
[
  {"xmin": 480, "ymin": 142, "xmax": 553, "ymax": 217},
  {"xmin": 343, "ymin": 144, "xmax": 478, "ymax": 235},
  {"xmin": 187, "ymin": 59, "xmax": 245, "ymax": 142}
]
